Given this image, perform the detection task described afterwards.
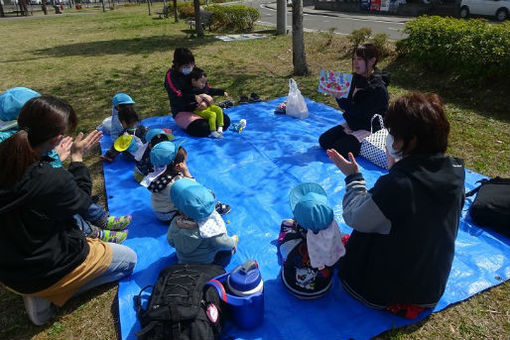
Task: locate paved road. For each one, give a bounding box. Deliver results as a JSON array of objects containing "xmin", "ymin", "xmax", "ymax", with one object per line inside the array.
[{"xmin": 247, "ymin": 0, "xmax": 411, "ymax": 40}]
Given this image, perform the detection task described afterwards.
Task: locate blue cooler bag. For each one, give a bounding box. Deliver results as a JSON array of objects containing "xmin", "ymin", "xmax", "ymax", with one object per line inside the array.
[{"xmin": 206, "ymin": 260, "xmax": 264, "ymax": 330}]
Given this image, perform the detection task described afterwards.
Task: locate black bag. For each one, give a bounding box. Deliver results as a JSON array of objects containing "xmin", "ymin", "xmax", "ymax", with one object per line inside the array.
[
  {"xmin": 466, "ymin": 177, "xmax": 510, "ymax": 237},
  {"xmin": 135, "ymin": 263, "xmax": 226, "ymax": 340}
]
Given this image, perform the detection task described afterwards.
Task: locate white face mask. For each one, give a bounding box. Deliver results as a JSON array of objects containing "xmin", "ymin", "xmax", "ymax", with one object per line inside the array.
[
  {"xmin": 181, "ymin": 67, "xmax": 193, "ymax": 75},
  {"xmin": 386, "ymin": 133, "xmax": 402, "ymax": 159}
]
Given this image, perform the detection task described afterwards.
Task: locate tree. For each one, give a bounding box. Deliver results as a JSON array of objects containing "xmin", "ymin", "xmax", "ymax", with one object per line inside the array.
[
  {"xmin": 193, "ymin": 0, "xmax": 203, "ymax": 38},
  {"xmin": 173, "ymin": 0, "xmax": 178, "ymax": 22},
  {"xmin": 292, "ymin": 0, "xmax": 308, "ymax": 75},
  {"xmin": 41, "ymin": 0, "xmax": 47, "ymax": 15}
]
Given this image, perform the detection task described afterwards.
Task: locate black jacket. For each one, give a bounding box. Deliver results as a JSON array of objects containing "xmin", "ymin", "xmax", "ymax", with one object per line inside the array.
[
  {"xmin": 164, "ymin": 68, "xmax": 198, "ymax": 115},
  {"xmin": 336, "ymin": 69, "xmax": 390, "ymax": 131},
  {"xmin": 0, "ymin": 161, "xmax": 92, "ymax": 293},
  {"xmin": 338, "ymin": 154, "xmax": 465, "ymax": 307}
]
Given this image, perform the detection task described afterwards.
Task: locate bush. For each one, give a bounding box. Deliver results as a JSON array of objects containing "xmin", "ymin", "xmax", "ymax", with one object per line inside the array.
[
  {"xmin": 177, "ymin": 0, "xmax": 205, "ymax": 19},
  {"xmin": 347, "ymin": 27, "xmax": 372, "ymax": 50},
  {"xmin": 206, "ymin": 4, "xmax": 260, "ymax": 32},
  {"xmin": 345, "ymin": 28, "xmax": 392, "ymax": 59},
  {"xmin": 397, "ymin": 16, "xmax": 510, "ymax": 81}
]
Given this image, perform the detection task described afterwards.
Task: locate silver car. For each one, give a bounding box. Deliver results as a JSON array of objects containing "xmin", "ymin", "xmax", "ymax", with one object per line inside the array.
[{"xmin": 460, "ymin": 0, "xmax": 510, "ymax": 21}]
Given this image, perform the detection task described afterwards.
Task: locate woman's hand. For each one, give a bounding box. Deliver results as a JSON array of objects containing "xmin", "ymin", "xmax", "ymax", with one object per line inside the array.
[
  {"xmin": 196, "ymin": 101, "xmax": 208, "ymax": 111},
  {"xmin": 223, "ymin": 91, "xmax": 229, "ymax": 97},
  {"xmin": 327, "ymin": 149, "xmax": 359, "ymax": 177},
  {"xmin": 71, "ymin": 129, "xmax": 103, "ymax": 162},
  {"xmin": 54, "ymin": 136, "xmax": 73, "ymax": 161}
]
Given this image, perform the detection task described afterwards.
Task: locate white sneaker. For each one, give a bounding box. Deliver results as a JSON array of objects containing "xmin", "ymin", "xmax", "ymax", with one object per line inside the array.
[
  {"xmin": 217, "ymin": 126, "xmax": 223, "ymax": 133},
  {"xmin": 210, "ymin": 131, "xmax": 223, "ymax": 139},
  {"xmin": 23, "ymin": 295, "xmax": 55, "ymax": 326}
]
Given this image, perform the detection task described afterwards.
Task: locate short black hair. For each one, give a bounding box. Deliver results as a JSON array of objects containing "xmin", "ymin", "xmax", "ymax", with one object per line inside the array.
[
  {"xmin": 172, "ymin": 48, "xmax": 195, "ymax": 69},
  {"xmin": 189, "ymin": 67, "xmax": 207, "ymax": 81},
  {"xmin": 117, "ymin": 104, "xmax": 139, "ymax": 125},
  {"xmin": 385, "ymin": 92, "xmax": 450, "ymax": 155}
]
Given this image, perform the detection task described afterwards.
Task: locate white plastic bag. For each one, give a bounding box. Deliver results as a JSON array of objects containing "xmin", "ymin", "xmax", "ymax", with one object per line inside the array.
[{"xmin": 286, "ymin": 78, "xmax": 308, "ymax": 119}]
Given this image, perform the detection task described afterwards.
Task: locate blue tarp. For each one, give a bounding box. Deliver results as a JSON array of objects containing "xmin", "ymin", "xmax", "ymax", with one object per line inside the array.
[{"xmin": 99, "ymin": 97, "xmax": 510, "ymax": 340}]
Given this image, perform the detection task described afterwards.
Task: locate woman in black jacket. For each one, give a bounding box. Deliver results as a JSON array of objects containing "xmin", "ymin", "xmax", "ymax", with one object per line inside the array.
[
  {"xmin": 0, "ymin": 96, "xmax": 137, "ymax": 326},
  {"xmin": 164, "ymin": 48, "xmax": 231, "ymax": 137},
  {"xmin": 319, "ymin": 43, "xmax": 389, "ymax": 157},
  {"xmin": 327, "ymin": 92, "xmax": 465, "ymax": 317}
]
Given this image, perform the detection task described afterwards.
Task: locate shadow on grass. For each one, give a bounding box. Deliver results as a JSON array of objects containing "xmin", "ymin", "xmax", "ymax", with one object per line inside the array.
[
  {"xmin": 0, "ymin": 282, "xmax": 120, "ymax": 340},
  {"xmin": 384, "ymin": 56, "xmax": 510, "ymax": 123},
  {"xmin": 31, "ymin": 35, "xmax": 218, "ymax": 58}
]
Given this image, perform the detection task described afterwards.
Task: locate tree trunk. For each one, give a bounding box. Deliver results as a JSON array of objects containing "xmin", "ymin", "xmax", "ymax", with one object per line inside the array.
[
  {"xmin": 276, "ymin": 0, "xmax": 287, "ymax": 35},
  {"xmin": 292, "ymin": 0, "xmax": 308, "ymax": 75},
  {"xmin": 0, "ymin": 1, "xmax": 5, "ymax": 17},
  {"xmin": 173, "ymin": 0, "xmax": 178, "ymax": 22},
  {"xmin": 147, "ymin": 0, "xmax": 152, "ymax": 15},
  {"xmin": 41, "ymin": 0, "xmax": 47, "ymax": 14},
  {"xmin": 193, "ymin": 0, "xmax": 203, "ymax": 38},
  {"xmin": 101, "ymin": 0, "xmax": 105, "ymax": 12},
  {"xmin": 20, "ymin": 0, "xmax": 29, "ymax": 16}
]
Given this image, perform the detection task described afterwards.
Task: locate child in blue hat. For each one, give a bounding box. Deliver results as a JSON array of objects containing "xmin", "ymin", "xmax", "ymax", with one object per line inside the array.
[
  {"xmin": 167, "ymin": 178, "xmax": 238, "ymax": 266},
  {"xmin": 109, "ymin": 92, "xmax": 136, "ymax": 140},
  {"xmin": 277, "ymin": 183, "xmax": 345, "ymax": 299},
  {"xmin": 101, "ymin": 96, "xmax": 149, "ymax": 165},
  {"xmin": 143, "ymin": 140, "xmax": 231, "ymax": 222},
  {"xmin": 0, "ymin": 88, "xmax": 131, "ymax": 243}
]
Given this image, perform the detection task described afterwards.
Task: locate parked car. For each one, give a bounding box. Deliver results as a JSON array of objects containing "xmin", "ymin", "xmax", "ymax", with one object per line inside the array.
[{"xmin": 460, "ymin": 0, "xmax": 510, "ymax": 21}]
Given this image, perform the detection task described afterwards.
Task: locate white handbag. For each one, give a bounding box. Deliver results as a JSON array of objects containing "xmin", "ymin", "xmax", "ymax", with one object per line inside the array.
[{"xmin": 359, "ymin": 114, "xmax": 389, "ymax": 169}]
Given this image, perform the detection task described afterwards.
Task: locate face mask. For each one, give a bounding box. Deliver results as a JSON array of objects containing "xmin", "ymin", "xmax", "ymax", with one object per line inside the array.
[
  {"xmin": 181, "ymin": 67, "xmax": 193, "ymax": 75},
  {"xmin": 386, "ymin": 133, "xmax": 402, "ymax": 160}
]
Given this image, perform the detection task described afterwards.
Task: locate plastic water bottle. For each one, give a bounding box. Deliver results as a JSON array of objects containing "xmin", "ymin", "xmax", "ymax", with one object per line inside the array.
[{"xmin": 231, "ymin": 119, "xmax": 247, "ymax": 133}]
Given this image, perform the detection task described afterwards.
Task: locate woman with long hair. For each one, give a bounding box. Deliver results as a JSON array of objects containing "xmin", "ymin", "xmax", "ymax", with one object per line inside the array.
[{"xmin": 0, "ymin": 95, "xmax": 136, "ymax": 326}]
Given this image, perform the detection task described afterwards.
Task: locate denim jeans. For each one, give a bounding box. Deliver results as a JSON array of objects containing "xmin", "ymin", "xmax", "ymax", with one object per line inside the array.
[
  {"xmin": 74, "ymin": 204, "xmax": 108, "ymax": 237},
  {"xmin": 83, "ymin": 203, "xmax": 108, "ymax": 225},
  {"xmin": 75, "ymin": 242, "xmax": 137, "ymax": 296}
]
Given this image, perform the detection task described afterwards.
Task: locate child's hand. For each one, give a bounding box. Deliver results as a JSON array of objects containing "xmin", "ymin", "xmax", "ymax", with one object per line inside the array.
[
  {"xmin": 176, "ymin": 162, "xmax": 192, "ymax": 178},
  {"xmin": 54, "ymin": 136, "xmax": 73, "ymax": 162},
  {"xmin": 223, "ymin": 91, "xmax": 229, "ymax": 97}
]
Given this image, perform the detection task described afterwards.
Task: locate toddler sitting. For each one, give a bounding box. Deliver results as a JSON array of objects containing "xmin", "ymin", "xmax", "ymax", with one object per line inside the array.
[
  {"xmin": 167, "ymin": 178, "xmax": 238, "ymax": 267},
  {"xmin": 278, "ymin": 183, "xmax": 345, "ymax": 299},
  {"xmin": 187, "ymin": 68, "xmax": 228, "ymax": 138}
]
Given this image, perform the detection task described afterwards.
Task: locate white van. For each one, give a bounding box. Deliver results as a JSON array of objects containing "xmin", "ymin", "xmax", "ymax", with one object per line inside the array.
[{"xmin": 460, "ymin": 0, "xmax": 510, "ymax": 21}]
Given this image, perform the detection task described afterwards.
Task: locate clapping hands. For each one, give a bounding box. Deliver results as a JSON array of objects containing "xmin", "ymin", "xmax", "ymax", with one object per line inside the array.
[
  {"xmin": 327, "ymin": 149, "xmax": 359, "ymax": 177},
  {"xmin": 70, "ymin": 129, "xmax": 103, "ymax": 162}
]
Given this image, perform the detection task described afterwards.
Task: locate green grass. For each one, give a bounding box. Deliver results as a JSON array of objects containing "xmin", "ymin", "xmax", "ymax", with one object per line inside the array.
[{"xmin": 1, "ymin": 5, "xmax": 509, "ymax": 340}]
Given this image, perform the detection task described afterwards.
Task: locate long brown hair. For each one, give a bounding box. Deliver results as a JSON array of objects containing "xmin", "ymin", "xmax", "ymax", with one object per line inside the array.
[{"xmin": 0, "ymin": 95, "xmax": 78, "ymax": 188}]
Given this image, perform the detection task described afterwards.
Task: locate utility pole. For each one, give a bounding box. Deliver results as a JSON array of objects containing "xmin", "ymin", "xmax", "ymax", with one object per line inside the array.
[{"xmin": 276, "ymin": 0, "xmax": 287, "ymax": 35}]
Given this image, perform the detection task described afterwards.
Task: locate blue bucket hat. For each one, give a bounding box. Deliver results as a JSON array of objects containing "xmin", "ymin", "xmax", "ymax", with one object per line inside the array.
[
  {"xmin": 289, "ymin": 183, "xmax": 334, "ymax": 233},
  {"xmin": 145, "ymin": 128, "xmax": 174, "ymax": 144},
  {"xmin": 150, "ymin": 140, "xmax": 183, "ymax": 167},
  {"xmin": 170, "ymin": 178, "xmax": 215, "ymax": 221},
  {"xmin": 112, "ymin": 93, "xmax": 135, "ymax": 107},
  {"xmin": 0, "ymin": 87, "xmax": 41, "ymax": 121}
]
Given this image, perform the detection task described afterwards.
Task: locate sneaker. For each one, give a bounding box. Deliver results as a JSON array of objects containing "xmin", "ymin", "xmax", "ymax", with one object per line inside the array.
[
  {"xmin": 23, "ymin": 296, "xmax": 55, "ymax": 326},
  {"xmin": 238, "ymin": 95, "xmax": 249, "ymax": 105},
  {"xmin": 215, "ymin": 202, "xmax": 231, "ymax": 215},
  {"xmin": 105, "ymin": 215, "xmax": 132, "ymax": 231},
  {"xmin": 210, "ymin": 131, "xmax": 223, "ymax": 139},
  {"xmin": 249, "ymin": 92, "xmax": 261, "ymax": 102},
  {"xmin": 99, "ymin": 229, "xmax": 128, "ymax": 244}
]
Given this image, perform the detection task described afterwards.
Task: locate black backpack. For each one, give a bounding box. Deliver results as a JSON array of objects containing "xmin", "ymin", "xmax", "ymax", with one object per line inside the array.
[
  {"xmin": 135, "ymin": 263, "xmax": 226, "ymax": 340},
  {"xmin": 466, "ymin": 177, "xmax": 510, "ymax": 237}
]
